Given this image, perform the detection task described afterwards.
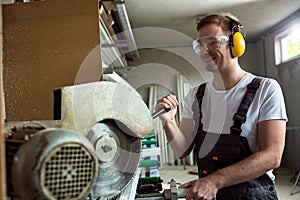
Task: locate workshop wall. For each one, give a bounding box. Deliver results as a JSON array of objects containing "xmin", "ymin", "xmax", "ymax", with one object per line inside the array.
[
  {"xmin": 2, "ymin": 0, "xmax": 101, "ymax": 121},
  {"xmin": 126, "ymin": 48, "xmax": 210, "ymax": 103}
]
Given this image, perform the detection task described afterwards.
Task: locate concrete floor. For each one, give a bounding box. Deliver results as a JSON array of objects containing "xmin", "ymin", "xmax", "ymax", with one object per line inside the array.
[{"xmin": 159, "ymin": 165, "xmax": 300, "ymax": 200}]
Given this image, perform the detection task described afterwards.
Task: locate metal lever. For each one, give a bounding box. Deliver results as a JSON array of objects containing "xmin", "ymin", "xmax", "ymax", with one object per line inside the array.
[
  {"xmin": 163, "ymin": 179, "xmax": 190, "ymax": 200},
  {"xmin": 152, "ymin": 107, "xmax": 171, "ymax": 119}
]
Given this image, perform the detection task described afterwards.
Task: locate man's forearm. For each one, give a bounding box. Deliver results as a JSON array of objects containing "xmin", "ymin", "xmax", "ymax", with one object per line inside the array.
[
  {"xmin": 163, "ymin": 119, "xmax": 194, "ymax": 159},
  {"xmin": 209, "ymin": 150, "xmax": 280, "ymax": 189},
  {"xmin": 197, "ymin": 119, "xmax": 285, "ymax": 190}
]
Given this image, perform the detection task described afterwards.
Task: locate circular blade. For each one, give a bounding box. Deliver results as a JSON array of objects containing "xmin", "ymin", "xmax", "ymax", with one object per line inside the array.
[{"xmin": 87, "ymin": 120, "xmax": 141, "ymax": 199}]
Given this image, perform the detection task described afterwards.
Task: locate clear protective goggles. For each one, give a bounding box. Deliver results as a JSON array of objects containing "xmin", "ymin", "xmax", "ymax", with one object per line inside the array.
[{"xmin": 192, "ymin": 35, "xmax": 229, "ymax": 54}]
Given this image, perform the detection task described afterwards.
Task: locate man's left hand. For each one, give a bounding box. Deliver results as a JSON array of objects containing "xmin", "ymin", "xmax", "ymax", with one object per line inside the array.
[{"xmin": 179, "ymin": 177, "xmax": 217, "ymax": 200}]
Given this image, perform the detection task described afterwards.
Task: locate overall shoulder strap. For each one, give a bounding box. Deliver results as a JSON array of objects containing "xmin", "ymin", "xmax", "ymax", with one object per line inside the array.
[
  {"xmin": 192, "ymin": 82, "xmax": 207, "ymax": 124},
  {"xmin": 230, "ymin": 77, "xmax": 263, "ymax": 135},
  {"xmin": 192, "ymin": 82, "xmax": 207, "ymax": 161}
]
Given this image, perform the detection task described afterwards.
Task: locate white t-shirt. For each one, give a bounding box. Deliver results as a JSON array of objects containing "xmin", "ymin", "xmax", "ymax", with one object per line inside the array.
[{"xmin": 181, "ymin": 73, "xmax": 287, "ymax": 179}]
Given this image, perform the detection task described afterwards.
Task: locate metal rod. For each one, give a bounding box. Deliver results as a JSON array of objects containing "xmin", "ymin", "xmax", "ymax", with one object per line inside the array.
[{"xmin": 152, "ymin": 107, "xmax": 171, "ymax": 119}]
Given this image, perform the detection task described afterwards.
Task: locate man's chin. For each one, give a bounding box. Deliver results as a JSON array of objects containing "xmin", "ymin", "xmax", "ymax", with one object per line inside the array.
[{"xmin": 204, "ymin": 62, "xmax": 219, "ymax": 72}]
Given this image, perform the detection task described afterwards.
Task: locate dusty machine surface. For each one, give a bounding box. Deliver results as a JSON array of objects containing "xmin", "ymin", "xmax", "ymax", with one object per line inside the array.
[
  {"xmin": 5, "ymin": 81, "xmax": 155, "ymax": 200},
  {"xmin": 55, "ymin": 81, "xmax": 154, "ymax": 138}
]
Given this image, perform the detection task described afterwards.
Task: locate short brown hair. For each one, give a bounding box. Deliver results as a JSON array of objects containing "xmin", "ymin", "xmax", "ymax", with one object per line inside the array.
[{"xmin": 196, "ymin": 13, "xmax": 241, "ymax": 33}]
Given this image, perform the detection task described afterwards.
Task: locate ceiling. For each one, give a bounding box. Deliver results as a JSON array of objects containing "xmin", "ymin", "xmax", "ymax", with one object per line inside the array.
[{"xmin": 124, "ymin": 0, "xmax": 300, "ymax": 41}]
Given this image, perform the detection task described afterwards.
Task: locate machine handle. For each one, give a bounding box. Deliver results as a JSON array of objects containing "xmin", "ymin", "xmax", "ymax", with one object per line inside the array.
[{"xmin": 152, "ymin": 107, "xmax": 171, "ymax": 119}]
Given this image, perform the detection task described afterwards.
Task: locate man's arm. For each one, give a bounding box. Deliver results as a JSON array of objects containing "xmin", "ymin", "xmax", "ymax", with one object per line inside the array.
[
  {"xmin": 163, "ymin": 118, "xmax": 195, "ymax": 159},
  {"xmin": 157, "ymin": 94, "xmax": 196, "ymax": 159},
  {"xmin": 182, "ymin": 119, "xmax": 286, "ymax": 200},
  {"xmin": 212, "ymin": 119, "xmax": 286, "ymax": 187}
]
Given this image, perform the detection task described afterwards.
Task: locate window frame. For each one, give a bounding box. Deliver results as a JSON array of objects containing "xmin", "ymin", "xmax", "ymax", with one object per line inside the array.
[{"xmin": 275, "ymin": 22, "xmax": 300, "ymax": 66}]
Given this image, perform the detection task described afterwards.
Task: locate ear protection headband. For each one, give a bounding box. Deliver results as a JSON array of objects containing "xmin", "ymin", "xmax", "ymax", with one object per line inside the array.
[{"xmin": 226, "ymin": 16, "xmax": 245, "ymax": 58}]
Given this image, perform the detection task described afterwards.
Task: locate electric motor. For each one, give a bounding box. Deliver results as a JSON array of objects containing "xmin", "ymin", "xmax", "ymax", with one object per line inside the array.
[{"xmin": 5, "ymin": 124, "xmax": 98, "ymax": 200}]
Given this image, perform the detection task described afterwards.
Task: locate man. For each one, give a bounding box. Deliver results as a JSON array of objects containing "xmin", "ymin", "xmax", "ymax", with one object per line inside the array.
[{"xmin": 156, "ymin": 13, "xmax": 287, "ymax": 200}]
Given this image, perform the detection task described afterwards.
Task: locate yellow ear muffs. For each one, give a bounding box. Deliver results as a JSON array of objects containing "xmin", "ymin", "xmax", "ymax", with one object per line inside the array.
[
  {"xmin": 226, "ymin": 16, "xmax": 246, "ymax": 58},
  {"xmin": 229, "ymin": 31, "xmax": 245, "ymax": 58}
]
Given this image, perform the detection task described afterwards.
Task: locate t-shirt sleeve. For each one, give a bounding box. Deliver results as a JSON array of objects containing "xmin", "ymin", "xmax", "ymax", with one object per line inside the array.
[
  {"xmin": 258, "ymin": 79, "xmax": 288, "ymax": 122},
  {"xmin": 181, "ymin": 87, "xmax": 197, "ymax": 119}
]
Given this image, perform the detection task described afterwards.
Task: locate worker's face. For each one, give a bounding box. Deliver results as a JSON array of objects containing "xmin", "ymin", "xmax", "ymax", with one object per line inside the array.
[{"xmin": 196, "ymin": 24, "xmax": 232, "ymax": 72}]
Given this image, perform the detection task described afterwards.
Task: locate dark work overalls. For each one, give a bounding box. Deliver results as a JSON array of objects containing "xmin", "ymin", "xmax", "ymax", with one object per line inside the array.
[{"xmin": 192, "ymin": 77, "xmax": 278, "ymax": 200}]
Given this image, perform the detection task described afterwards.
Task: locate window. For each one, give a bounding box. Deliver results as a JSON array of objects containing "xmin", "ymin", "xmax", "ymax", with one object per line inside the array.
[{"xmin": 275, "ymin": 23, "xmax": 300, "ymax": 65}]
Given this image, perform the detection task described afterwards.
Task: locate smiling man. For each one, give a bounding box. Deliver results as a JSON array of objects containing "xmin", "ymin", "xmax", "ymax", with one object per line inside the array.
[{"xmin": 156, "ymin": 13, "xmax": 287, "ymax": 200}]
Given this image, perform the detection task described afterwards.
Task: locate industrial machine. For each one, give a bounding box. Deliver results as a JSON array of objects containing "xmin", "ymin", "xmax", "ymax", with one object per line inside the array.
[
  {"xmin": 136, "ymin": 179, "xmax": 190, "ymax": 200},
  {"xmin": 5, "ymin": 81, "xmax": 154, "ymax": 200}
]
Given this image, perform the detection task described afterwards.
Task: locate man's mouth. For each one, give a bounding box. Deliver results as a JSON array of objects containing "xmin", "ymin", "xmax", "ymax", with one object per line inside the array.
[{"xmin": 201, "ymin": 56, "xmax": 216, "ymax": 62}]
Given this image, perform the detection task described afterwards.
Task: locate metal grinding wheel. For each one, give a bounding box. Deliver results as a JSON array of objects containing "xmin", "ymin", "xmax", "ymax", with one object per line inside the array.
[{"xmin": 87, "ymin": 120, "xmax": 141, "ymax": 199}]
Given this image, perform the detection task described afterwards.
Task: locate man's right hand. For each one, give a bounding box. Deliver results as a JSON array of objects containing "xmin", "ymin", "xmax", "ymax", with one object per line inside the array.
[{"xmin": 156, "ymin": 94, "xmax": 179, "ymax": 124}]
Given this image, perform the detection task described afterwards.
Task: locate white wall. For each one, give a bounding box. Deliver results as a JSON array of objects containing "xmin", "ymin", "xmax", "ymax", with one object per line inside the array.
[{"xmin": 126, "ymin": 48, "xmax": 211, "ymax": 105}]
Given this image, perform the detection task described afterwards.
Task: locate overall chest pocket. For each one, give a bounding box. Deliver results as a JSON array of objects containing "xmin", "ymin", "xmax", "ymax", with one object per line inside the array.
[{"xmin": 196, "ymin": 133, "xmax": 251, "ymax": 177}]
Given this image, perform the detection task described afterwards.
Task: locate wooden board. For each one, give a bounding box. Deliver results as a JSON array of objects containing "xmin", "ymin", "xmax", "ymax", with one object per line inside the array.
[
  {"xmin": 0, "ymin": 3, "xmax": 7, "ymax": 200},
  {"xmin": 1, "ymin": 1, "xmax": 102, "ymax": 196},
  {"xmin": 2, "ymin": 0, "xmax": 102, "ymax": 121}
]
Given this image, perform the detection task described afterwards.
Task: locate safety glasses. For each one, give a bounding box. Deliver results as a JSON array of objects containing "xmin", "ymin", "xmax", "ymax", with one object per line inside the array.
[{"xmin": 193, "ymin": 36, "xmax": 229, "ymax": 54}]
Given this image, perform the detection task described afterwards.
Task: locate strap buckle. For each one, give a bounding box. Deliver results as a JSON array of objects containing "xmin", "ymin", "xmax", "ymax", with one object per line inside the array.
[
  {"xmin": 233, "ymin": 113, "xmax": 246, "ymax": 123},
  {"xmin": 230, "ymin": 126, "xmax": 242, "ymax": 135}
]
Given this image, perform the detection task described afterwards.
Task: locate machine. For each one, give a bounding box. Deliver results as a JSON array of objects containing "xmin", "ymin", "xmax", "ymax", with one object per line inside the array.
[{"xmin": 5, "ymin": 81, "xmax": 154, "ymax": 200}]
